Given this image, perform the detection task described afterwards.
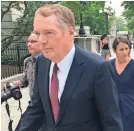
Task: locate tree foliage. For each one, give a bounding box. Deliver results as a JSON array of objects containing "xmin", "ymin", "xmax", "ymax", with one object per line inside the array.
[
  {"xmin": 2, "ymin": 1, "xmax": 114, "ymax": 36},
  {"xmin": 1, "ymin": 1, "xmax": 27, "ymax": 53},
  {"xmin": 1, "ymin": 1, "xmax": 53, "ymax": 52},
  {"xmin": 61, "ymin": 1, "xmax": 114, "ymax": 34},
  {"xmin": 83, "ymin": 1, "xmax": 107, "ymax": 34},
  {"xmin": 1, "ymin": 1, "xmax": 115, "ymax": 51},
  {"xmin": 114, "ymin": 16, "xmax": 128, "ymax": 31},
  {"xmin": 122, "ymin": 1, "xmax": 134, "ymax": 34},
  {"xmin": 1, "ymin": 1, "xmax": 24, "ymax": 20}
]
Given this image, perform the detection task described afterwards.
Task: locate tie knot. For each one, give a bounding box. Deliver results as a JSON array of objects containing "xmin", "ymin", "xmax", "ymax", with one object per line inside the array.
[{"xmin": 53, "ymin": 64, "xmax": 58, "ymax": 73}]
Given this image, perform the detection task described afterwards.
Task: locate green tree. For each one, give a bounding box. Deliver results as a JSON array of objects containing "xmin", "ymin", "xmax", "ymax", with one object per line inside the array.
[
  {"xmin": 61, "ymin": 1, "xmax": 110, "ymax": 34},
  {"xmin": 2, "ymin": 1, "xmax": 115, "ymax": 52},
  {"xmin": 122, "ymin": 1, "xmax": 134, "ymax": 34},
  {"xmin": 1, "ymin": 1, "xmax": 25, "ymax": 20},
  {"xmin": 1, "ymin": 1, "xmax": 27, "ymax": 53},
  {"xmin": 21, "ymin": 1, "xmax": 113, "ymax": 35},
  {"xmin": 1, "ymin": 1, "xmax": 57, "ymax": 52},
  {"xmin": 114, "ymin": 16, "xmax": 128, "ymax": 31},
  {"xmin": 84, "ymin": 2, "xmax": 105, "ymax": 34},
  {"xmin": 60, "ymin": 1, "xmax": 81, "ymax": 25}
]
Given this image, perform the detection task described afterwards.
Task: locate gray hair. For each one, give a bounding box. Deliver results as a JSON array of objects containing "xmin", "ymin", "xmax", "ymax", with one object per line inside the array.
[{"xmin": 35, "ymin": 4, "xmax": 75, "ymax": 30}]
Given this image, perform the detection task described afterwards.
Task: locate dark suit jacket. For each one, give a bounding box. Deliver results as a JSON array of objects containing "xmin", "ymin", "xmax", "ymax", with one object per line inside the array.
[{"xmin": 18, "ymin": 45, "xmax": 123, "ymax": 131}]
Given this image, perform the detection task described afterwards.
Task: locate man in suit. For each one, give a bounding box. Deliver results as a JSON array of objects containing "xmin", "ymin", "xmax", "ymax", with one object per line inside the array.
[{"xmin": 17, "ymin": 4, "xmax": 123, "ymax": 131}]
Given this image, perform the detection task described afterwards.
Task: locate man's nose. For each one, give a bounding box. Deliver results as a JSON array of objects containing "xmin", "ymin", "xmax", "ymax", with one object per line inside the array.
[{"xmin": 27, "ymin": 42, "xmax": 31, "ymax": 47}]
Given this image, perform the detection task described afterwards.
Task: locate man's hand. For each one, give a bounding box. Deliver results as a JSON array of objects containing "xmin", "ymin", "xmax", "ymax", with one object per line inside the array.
[{"xmin": 13, "ymin": 80, "xmax": 23, "ymax": 86}]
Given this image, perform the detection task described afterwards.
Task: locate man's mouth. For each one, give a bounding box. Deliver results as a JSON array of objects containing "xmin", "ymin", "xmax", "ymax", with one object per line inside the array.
[{"xmin": 44, "ymin": 48, "xmax": 51, "ymax": 50}]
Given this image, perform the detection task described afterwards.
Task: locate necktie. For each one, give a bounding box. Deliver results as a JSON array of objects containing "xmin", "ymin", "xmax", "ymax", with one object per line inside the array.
[{"xmin": 50, "ymin": 64, "xmax": 59, "ymax": 122}]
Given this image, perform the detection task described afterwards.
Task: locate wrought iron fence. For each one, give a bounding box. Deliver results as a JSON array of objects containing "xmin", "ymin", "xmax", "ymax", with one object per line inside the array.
[{"xmin": 1, "ymin": 42, "xmax": 30, "ymax": 79}]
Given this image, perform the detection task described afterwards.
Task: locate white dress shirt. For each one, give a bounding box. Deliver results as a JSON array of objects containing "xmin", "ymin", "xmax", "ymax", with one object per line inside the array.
[{"xmin": 49, "ymin": 44, "xmax": 75, "ymax": 102}]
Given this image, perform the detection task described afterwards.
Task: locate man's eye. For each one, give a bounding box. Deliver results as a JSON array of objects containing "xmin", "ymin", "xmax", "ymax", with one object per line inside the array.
[
  {"xmin": 47, "ymin": 32, "xmax": 53, "ymax": 34},
  {"xmin": 33, "ymin": 32, "xmax": 40, "ymax": 36},
  {"xmin": 27, "ymin": 40, "xmax": 37, "ymax": 44},
  {"xmin": 31, "ymin": 41, "xmax": 37, "ymax": 43},
  {"xmin": 45, "ymin": 32, "xmax": 55, "ymax": 36}
]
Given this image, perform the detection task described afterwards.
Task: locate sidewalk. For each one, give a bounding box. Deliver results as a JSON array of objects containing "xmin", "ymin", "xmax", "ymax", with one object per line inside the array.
[{"xmin": 1, "ymin": 88, "xmax": 30, "ymax": 131}]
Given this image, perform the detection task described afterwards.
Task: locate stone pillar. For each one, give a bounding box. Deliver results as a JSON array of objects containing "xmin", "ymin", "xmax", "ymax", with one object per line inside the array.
[
  {"xmin": 74, "ymin": 37, "xmax": 92, "ymax": 51},
  {"xmin": 74, "ymin": 36, "xmax": 100, "ymax": 53},
  {"xmin": 90, "ymin": 37, "xmax": 99, "ymax": 53}
]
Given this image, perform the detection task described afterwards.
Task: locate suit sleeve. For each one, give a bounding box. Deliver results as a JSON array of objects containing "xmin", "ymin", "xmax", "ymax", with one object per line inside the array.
[
  {"xmin": 94, "ymin": 61, "xmax": 123, "ymax": 131},
  {"xmin": 18, "ymin": 59, "xmax": 45, "ymax": 131}
]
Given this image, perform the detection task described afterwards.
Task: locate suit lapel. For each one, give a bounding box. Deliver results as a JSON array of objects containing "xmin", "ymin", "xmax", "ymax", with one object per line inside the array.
[
  {"xmin": 38, "ymin": 57, "xmax": 55, "ymax": 124},
  {"xmin": 56, "ymin": 45, "xmax": 84, "ymax": 124}
]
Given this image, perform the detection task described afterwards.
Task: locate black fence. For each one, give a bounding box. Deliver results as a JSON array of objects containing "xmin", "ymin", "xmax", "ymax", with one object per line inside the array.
[{"xmin": 1, "ymin": 43, "xmax": 30, "ymax": 79}]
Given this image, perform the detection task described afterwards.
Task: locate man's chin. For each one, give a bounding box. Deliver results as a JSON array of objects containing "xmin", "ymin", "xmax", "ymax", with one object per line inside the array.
[
  {"xmin": 29, "ymin": 51, "xmax": 36, "ymax": 55},
  {"xmin": 43, "ymin": 53, "xmax": 53, "ymax": 60}
]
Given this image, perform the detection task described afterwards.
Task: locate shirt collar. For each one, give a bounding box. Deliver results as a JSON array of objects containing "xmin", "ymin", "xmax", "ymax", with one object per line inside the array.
[{"xmin": 30, "ymin": 53, "xmax": 41, "ymax": 62}]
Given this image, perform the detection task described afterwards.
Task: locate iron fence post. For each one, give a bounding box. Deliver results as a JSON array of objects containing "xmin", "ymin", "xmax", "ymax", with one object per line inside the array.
[{"xmin": 16, "ymin": 44, "xmax": 21, "ymax": 73}]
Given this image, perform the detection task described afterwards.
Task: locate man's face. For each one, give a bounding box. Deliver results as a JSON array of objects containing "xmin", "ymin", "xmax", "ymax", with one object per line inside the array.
[
  {"xmin": 33, "ymin": 14, "xmax": 74, "ymax": 62},
  {"xmin": 27, "ymin": 34, "xmax": 42, "ymax": 56}
]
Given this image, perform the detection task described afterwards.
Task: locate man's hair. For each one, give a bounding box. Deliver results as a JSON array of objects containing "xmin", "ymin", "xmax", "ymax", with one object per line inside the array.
[{"xmin": 35, "ymin": 4, "xmax": 75, "ymax": 29}]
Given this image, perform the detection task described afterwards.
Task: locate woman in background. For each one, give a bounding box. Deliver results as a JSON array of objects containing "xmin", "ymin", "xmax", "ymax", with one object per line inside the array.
[
  {"xmin": 100, "ymin": 34, "xmax": 111, "ymax": 61},
  {"xmin": 110, "ymin": 37, "xmax": 134, "ymax": 131}
]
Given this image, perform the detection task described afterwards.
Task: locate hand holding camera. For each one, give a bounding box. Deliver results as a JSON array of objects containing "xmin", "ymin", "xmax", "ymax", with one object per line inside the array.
[{"xmin": 1, "ymin": 82, "xmax": 22, "ymax": 104}]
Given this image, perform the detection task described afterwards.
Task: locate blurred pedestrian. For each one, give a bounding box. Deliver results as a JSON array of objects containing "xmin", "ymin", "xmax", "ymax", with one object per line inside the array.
[
  {"xmin": 110, "ymin": 37, "xmax": 134, "ymax": 131},
  {"xmin": 100, "ymin": 34, "xmax": 111, "ymax": 61},
  {"xmin": 15, "ymin": 33, "xmax": 42, "ymax": 99}
]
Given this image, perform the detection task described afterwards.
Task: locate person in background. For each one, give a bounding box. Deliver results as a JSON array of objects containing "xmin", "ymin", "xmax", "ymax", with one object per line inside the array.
[
  {"xmin": 15, "ymin": 33, "xmax": 42, "ymax": 99},
  {"xmin": 110, "ymin": 37, "xmax": 134, "ymax": 131},
  {"xmin": 100, "ymin": 34, "xmax": 111, "ymax": 61}
]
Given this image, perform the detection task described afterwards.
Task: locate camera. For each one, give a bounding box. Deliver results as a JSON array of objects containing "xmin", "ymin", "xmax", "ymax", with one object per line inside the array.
[{"xmin": 1, "ymin": 82, "xmax": 22, "ymax": 104}]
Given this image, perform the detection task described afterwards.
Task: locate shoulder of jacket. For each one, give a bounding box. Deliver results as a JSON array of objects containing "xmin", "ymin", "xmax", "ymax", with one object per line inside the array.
[{"xmin": 24, "ymin": 56, "xmax": 32, "ymax": 67}]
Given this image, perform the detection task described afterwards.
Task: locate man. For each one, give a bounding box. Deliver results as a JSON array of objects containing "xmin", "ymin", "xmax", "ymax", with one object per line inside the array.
[
  {"xmin": 15, "ymin": 33, "xmax": 42, "ymax": 99},
  {"xmin": 17, "ymin": 4, "xmax": 123, "ymax": 131}
]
